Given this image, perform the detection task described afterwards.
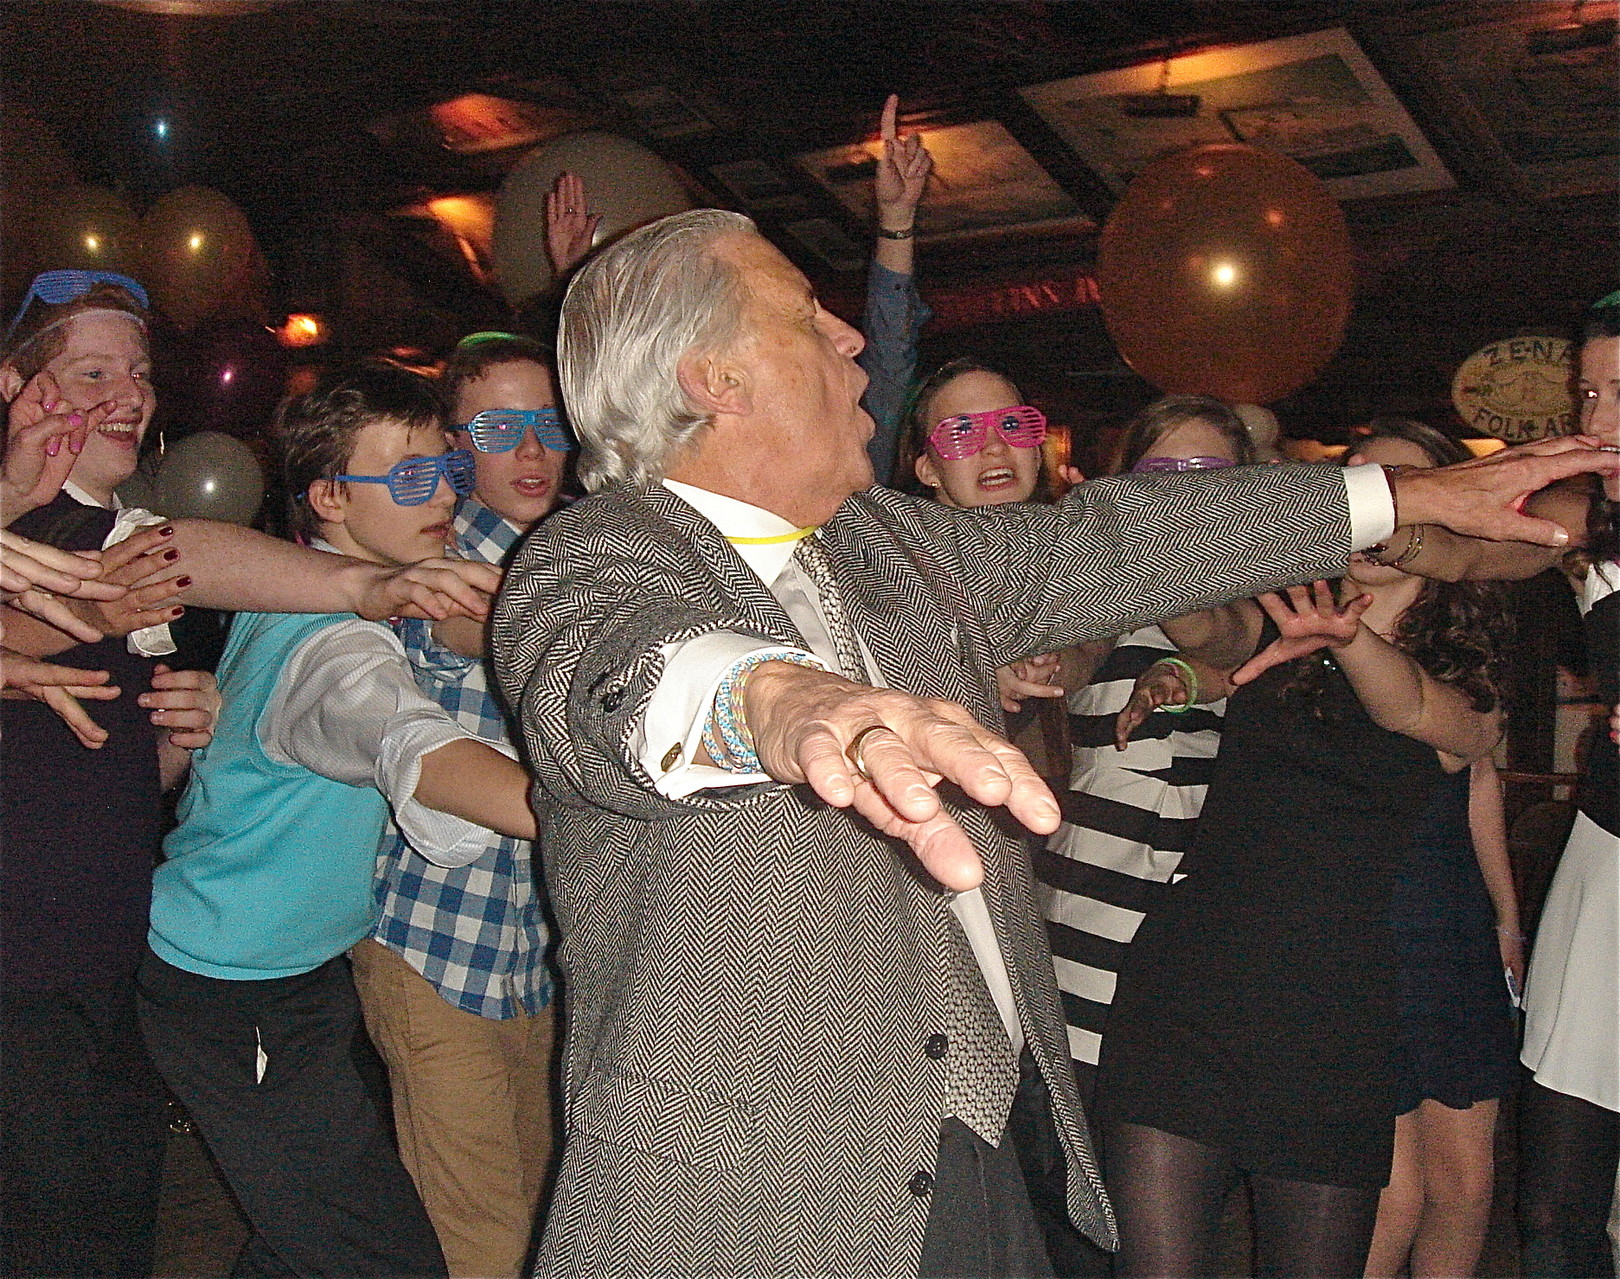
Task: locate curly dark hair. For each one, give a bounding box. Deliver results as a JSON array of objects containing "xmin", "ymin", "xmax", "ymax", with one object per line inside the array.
[{"xmin": 1285, "ymin": 417, "xmax": 1510, "ymax": 715}]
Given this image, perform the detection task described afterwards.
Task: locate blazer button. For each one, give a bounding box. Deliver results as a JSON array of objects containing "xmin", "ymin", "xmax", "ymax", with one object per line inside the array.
[
  {"xmin": 924, "ymin": 1033, "xmax": 948, "ymax": 1060},
  {"xmin": 602, "ymin": 688, "xmax": 626, "ymax": 712},
  {"xmin": 907, "ymin": 1170, "xmax": 934, "ymax": 1198}
]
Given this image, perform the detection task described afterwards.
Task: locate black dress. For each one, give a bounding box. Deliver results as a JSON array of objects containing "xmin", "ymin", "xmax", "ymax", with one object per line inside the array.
[
  {"xmin": 1389, "ymin": 768, "xmax": 1518, "ymax": 1115},
  {"xmin": 1096, "ymin": 651, "xmax": 1448, "ymax": 1189}
]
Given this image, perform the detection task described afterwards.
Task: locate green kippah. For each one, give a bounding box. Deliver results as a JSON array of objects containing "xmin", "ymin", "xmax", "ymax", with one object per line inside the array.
[{"xmin": 455, "ymin": 330, "xmax": 521, "ymax": 350}]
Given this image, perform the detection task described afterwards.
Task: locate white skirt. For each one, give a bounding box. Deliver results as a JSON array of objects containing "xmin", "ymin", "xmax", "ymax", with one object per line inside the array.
[{"xmin": 1521, "ymin": 810, "xmax": 1619, "ymax": 1111}]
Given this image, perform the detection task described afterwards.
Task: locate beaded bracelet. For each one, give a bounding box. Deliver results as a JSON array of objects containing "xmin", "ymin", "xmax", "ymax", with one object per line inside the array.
[
  {"xmin": 1153, "ymin": 655, "xmax": 1200, "ymax": 713},
  {"xmin": 702, "ymin": 650, "xmax": 825, "ymax": 773}
]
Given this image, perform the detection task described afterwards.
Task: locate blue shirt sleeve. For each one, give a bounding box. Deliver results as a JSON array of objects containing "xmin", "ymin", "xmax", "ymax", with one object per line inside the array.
[{"xmin": 857, "ymin": 260, "xmax": 931, "ymax": 487}]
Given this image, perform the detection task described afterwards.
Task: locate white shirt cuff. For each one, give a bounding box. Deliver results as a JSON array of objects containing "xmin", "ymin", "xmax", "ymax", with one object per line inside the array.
[
  {"xmin": 104, "ymin": 506, "xmax": 177, "ymax": 657},
  {"xmin": 379, "ymin": 721, "xmax": 507, "ymax": 868},
  {"xmin": 1343, "ymin": 463, "xmax": 1395, "ymax": 550},
  {"xmin": 637, "ymin": 632, "xmax": 826, "ymax": 800}
]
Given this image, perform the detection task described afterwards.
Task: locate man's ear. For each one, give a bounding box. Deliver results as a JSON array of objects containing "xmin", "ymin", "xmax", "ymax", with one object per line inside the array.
[
  {"xmin": 676, "ymin": 349, "xmax": 750, "ymax": 420},
  {"xmin": 304, "ymin": 477, "xmax": 346, "ymax": 526},
  {"xmin": 0, "ymin": 364, "xmax": 23, "ymax": 404}
]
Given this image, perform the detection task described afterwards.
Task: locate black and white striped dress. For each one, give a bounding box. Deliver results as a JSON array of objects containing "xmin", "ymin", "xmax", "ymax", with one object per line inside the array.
[{"xmin": 1034, "ymin": 624, "xmax": 1225, "ymax": 1102}]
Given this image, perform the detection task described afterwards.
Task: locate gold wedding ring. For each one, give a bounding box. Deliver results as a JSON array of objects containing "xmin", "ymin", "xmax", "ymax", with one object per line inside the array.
[{"xmin": 845, "ymin": 724, "xmax": 893, "ymax": 779}]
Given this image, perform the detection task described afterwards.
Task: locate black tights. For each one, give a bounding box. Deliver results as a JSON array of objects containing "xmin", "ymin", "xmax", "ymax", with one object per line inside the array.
[
  {"xmin": 1517, "ymin": 1076, "xmax": 1619, "ymax": 1279},
  {"xmin": 1103, "ymin": 1121, "xmax": 1380, "ymax": 1279}
]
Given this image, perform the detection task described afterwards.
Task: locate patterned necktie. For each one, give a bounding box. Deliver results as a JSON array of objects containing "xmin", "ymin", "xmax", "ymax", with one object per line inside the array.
[
  {"xmin": 941, "ymin": 908, "xmax": 1019, "ymax": 1147},
  {"xmin": 793, "ymin": 534, "xmax": 866, "ymax": 682}
]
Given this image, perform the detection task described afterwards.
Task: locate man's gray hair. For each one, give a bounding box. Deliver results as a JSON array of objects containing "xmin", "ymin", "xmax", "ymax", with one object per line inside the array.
[{"xmin": 558, "ymin": 209, "xmax": 757, "ymax": 490}]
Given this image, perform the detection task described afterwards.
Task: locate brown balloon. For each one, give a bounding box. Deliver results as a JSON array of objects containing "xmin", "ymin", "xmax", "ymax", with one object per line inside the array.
[
  {"xmin": 1097, "ymin": 143, "xmax": 1354, "ymax": 405},
  {"xmin": 1, "ymin": 112, "xmax": 80, "ymax": 300},
  {"xmin": 138, "ymin": 186, "xmax": 258, "ymax": 331}
]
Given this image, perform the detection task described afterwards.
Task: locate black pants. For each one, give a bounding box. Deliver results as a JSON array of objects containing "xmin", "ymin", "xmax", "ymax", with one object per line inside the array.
[
  {"xmin": 919, "ymin": 1050, "xmax": 1113, "ymax": 1279},
  {"xmin": 0, "ymin": 975, "xmax": 167, "ymax": 1279},
  {"xmin": 136, "ymin": 949, "xmax": 446, "ymax": 1279}
]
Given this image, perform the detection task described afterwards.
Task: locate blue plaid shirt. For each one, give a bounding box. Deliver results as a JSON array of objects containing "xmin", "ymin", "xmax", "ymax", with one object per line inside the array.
[{"xmin": 373, "ymin": 494, "xmax": 551, "ymax": 1018}]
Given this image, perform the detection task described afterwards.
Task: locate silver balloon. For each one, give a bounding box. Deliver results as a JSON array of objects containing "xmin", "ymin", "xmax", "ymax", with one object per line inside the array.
[
  {"xmin": 115, "ymin": 466, "xmax": 157, "ymax": 511},
  {"xmin": 1233, "ymin": 403, "xmax": 1283, "ymax": 463},
  {"xmin": 492, "ymin": 131, "xmax": 692, "ymax": 306},
  {"xmin": 152, "ymin": 431, "xmax": 264, "ymax": 526}
]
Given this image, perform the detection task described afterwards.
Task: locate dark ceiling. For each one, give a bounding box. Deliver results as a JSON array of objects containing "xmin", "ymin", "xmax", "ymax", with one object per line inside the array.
[{"xmin": 3, "ymin": 0, "xmax": 1616, "ymax": 436}]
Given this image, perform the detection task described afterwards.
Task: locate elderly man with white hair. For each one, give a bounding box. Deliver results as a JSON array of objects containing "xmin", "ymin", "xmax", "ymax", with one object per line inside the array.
[{"xmin": 492, "ymin": 209, "xmax": 1612, "ymax": 1279}]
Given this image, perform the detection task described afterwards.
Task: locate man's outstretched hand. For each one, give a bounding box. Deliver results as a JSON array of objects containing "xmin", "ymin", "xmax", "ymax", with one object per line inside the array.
[
  {"xmin": 1394, "ymin": 436, "xmax": 1620, "ymax": 546},
  {"xmin": 742, "ymin": 662, "xmax": 1060, "ymax": 892}
]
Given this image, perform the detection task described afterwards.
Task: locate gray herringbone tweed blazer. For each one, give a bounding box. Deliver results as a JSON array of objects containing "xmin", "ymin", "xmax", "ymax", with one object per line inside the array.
[{"xmin": 492, "ymin": 468, "xmax": 1355, "ymax": 1279}]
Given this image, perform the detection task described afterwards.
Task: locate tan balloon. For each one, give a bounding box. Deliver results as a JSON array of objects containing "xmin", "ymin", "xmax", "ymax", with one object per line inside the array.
[
  {"xmin": 138, "ymin": 186, "xmax": 258, "ymax": 330},
  {"xmin": 25, "ymin": 185, "xmax": 143, "ymax": 281},
  {"xmin": 493, "ymin": 131, "xmax": 693, "ymax": 306}
]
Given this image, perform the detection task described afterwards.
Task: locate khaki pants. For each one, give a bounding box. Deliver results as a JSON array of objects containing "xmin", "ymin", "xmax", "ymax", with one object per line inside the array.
[{"xmin": 351, "ymin": 939, "xmax": 557, "ymax": 1279}]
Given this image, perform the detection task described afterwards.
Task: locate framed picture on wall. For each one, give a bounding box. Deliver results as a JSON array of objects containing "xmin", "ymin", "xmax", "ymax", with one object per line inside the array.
[
  {"xmin": 1019, "ymin": 27, "xmax": 1455, "ymax": 201},
  {"xmin": 794, "ymin": 118, "xmax": 1094, "ymax": 242},
  {"xmin": 1378, "ymin": 7, "xmax": 1618, "ymax": 201}
]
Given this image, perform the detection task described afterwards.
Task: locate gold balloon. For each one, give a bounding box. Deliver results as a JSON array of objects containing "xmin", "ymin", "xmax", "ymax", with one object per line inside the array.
[
  {"xmin": 1098, "ymin": 144, "xmax": 1355, "ymax": 405},
  {"xmin": 138, "ymin": 186, "xmax": 258, "ymax": 331}
]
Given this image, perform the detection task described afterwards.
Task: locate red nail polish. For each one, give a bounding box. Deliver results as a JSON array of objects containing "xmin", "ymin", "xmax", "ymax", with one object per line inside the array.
[
  {"xmin": 67, "ymin": 413, "xmax": 83, "ymax": 428},
  {"xmin": 46, "ymin": 438, "xmax": 61, "ymax": 456},
  {"xmin": 163, "ymin": 548, "xmax": 180, "ymax": 562},
  {"xmin": 174, "ymin": 576, "xmax": 192, "ymax": 588},
  {"xmin": 158, "ymin": 526, "xmax": 174, "ymax": 536},
  {"xmin": 170, "ymin": 606, "xmax": 185, "ymax": 618}
]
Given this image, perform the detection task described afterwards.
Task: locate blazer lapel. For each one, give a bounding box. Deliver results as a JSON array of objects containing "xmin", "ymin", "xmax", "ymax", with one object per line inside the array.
[{"xmin": 820, "ymin": 503, "xmax": 991, "ymax": 718}]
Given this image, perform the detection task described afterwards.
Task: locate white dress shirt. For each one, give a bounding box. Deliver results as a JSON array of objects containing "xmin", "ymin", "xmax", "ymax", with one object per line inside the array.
[
  {"xmin": 641, "ymin": 480, "xmax": 1031, "ymax": 1050},
  {"xmin": 258, "ymin": 559, "xmax": 501, "ymax": 868}
]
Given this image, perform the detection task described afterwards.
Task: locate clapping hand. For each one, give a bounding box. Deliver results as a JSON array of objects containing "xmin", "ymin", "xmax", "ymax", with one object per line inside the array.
[
  {"xmin": 544, "ymin": 172, "xmax": 601, "ymax": 277},
  {"xmin": 1230, "ymin": 581, "xmax": 1372, "ymax": 687}
]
